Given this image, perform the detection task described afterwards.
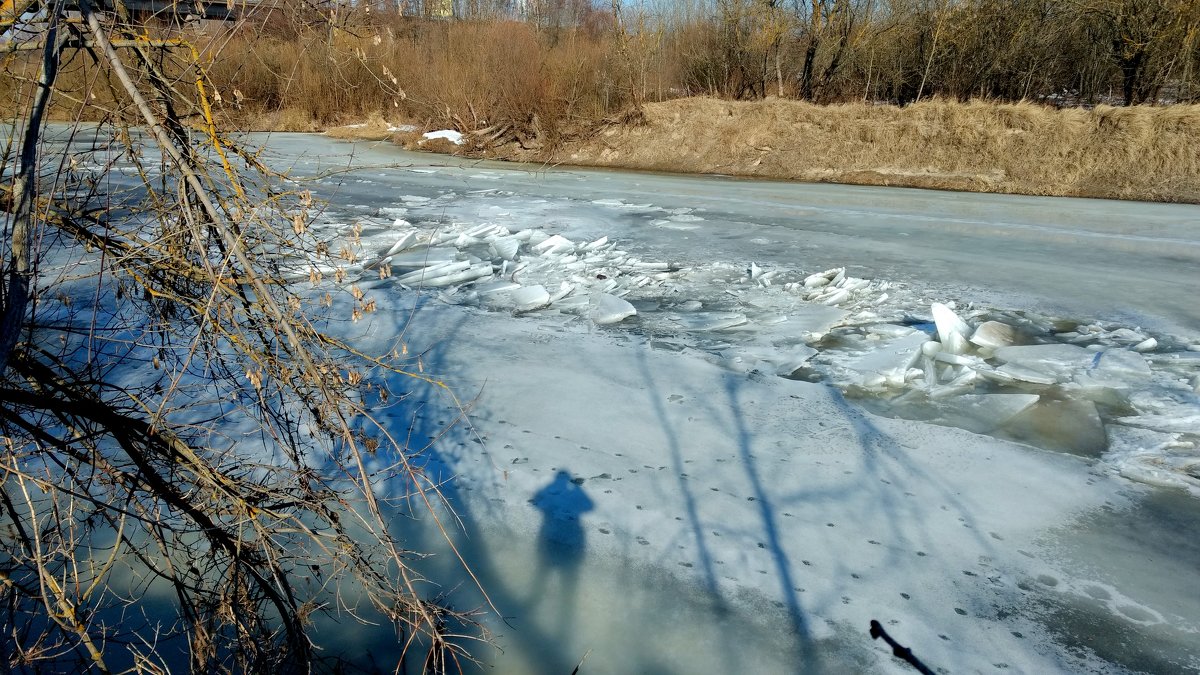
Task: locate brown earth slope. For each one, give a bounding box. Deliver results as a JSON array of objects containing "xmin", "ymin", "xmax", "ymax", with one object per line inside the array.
[{"xmin": 549, "ymin": 97, "xmax": 1200, "ymax": 203}]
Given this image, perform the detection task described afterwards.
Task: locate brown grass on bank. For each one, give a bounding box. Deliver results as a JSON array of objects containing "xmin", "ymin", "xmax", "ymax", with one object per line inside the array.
[{"xmin": 551, "ymin": 97, "xmax": 1200, "ymax": 203}]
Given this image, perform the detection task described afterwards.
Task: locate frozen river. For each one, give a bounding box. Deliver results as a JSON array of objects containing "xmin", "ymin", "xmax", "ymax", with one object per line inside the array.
[{"xmin": 258, "ymin": 135, "xmax": 1199, "ymax": 672}]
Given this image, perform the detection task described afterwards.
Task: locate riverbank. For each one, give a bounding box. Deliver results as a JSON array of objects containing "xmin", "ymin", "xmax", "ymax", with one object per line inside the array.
[{"xmin": 329, "ymin": 97, "xmax": 1200, "ymax": 204}]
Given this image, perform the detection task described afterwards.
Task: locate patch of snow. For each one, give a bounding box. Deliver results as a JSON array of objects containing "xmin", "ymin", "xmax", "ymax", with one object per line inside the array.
[{"xmin": 422, "ymin": 129, "xmax": 464, "ymax": 145}]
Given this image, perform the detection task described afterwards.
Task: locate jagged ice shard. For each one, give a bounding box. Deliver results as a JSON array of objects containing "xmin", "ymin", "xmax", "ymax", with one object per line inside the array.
[{"xmin": 588, "ymin": 293, "xmax": 637, "ymax": 325}]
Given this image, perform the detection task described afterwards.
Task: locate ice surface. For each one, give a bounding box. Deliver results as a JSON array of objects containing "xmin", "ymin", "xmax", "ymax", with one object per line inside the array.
[
  {"xmin": 1107, "ymin": 426, "xmax": 1200, "ymax": 494},
  {"xmin": 672, "ymin": 313, "xmax": 749, "ymax": 332},
  {"xmin": 51, "ymin": 131, "xmax": 1200, "ymax": 674},
  {"xmin": 295, "ymin": 142, "xmax": 1200, "ymax": 502}
]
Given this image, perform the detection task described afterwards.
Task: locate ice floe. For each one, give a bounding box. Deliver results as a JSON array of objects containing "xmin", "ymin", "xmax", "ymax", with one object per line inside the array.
[{"xmin": 589, "ymin": 293, "xmax": 637, "ymax": 325}]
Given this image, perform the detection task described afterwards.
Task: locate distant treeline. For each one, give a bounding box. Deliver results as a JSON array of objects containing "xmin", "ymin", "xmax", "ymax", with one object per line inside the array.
[
  {"xmin": 4, "ymin": 0, "xmax": 1197, "ymax": 138},
  {"xmin": 650, "ymin": 0, "xmax": 1200, "ymax": 107},
  {"xmin": 258, "ymin": 0, "xmax": 1200, "ymax": 107}
]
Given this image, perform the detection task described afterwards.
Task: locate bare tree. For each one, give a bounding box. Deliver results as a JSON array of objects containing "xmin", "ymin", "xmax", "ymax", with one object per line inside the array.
[
  {"xmin": 1074, "ymin": 0, "xmax": 1200, "ymax": 105},
  {"xmin": 1, "ymin": 3, "xmax": 484, "ymax": 673}
]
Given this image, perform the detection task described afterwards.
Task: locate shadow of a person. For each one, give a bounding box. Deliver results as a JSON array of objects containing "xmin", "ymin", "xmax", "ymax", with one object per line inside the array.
[{"xmin": 529, "ymin": 470, "xmax": 594, "ymax": 638}]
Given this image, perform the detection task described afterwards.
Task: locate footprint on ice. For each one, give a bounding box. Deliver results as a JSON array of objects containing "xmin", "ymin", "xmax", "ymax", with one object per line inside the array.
[{"xmin": 1116, "ymin": 604, "xmax": 1159, "ymax": 624}]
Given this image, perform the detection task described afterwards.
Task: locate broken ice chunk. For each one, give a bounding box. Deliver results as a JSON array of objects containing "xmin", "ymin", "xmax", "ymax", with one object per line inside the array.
[
  {"xmin": 933, "ymin": 351, "xmax": 981, "ymax": 367},
  {"xmin": 1074, "ymin": 349, "xmax": 1152, "ymax": 390},
  {"xmin": 583, "ymin": 236, "xmax": 609, "ymax": 251},
  {"xmin": 931, "ymin": 394, "xmax": 1041, "ymax": 434},
  {"xmin": 474, "ymin": 280, "xmax": 521, "ymax": 295},
  {"xmin": 1116, "ymin": 412, "xmax": 1200, "ymax": 434},
  {"xmin": 931, "ymin": 302, "xmax": 972, "ymax": 355},
  {"xmin": 803, "ymin": 273, "xmax": 830, "ymax": 289},
  {"xmin": 819, "ymin": 289, "xmax": 850, "ymax": 306},
  {"xmin": 551, "ymin": 295, "xmax": 590, "ymax": 311},
  {"xmin": 533, "ymin": 234, "xmax": 575, "ymax": 255},
  {"xmin": 993, "ymin": 363, "xmax": 1058, "ymax": 385},
  {"xmin": 1132, "ymin": 338, "xmax": 1158, "ymax": 352},
  {"xmin": 511, "ymin": 285, "xmax": 551, "ymax": 313},
  {"xmin": 384, "ymin": 231, "xmax": 419, "ymax": 256},
  {"xmin": 394, "ymin": 260, "xmax": 470, "ymax": 285},
  {"xmin": 402, "ymin": 262, "xmax": 493, "ymax": 288},
  {"xmin": 1000, "ymin": 398, "xmax": 1107, "ymax": 457},
  {"xmin": 970, "ymin": 321, "xmax": 1017, "ymax": 350},
  {"xmin": 387, "ymin": 248, "xmax": 458, "ymax": 271},
  {"xmin": 489, "ymin": 236, "xmax": 521, "ymax": 261},
  {"xmin": 992, "ymin": 343, "xmax": 1094, "ymax": 382},
  {"xmin": 867, "ymin": 324, "xmax": 918, "ymax": 339},
  {"xmin": 589, "ymin": 293, "xmax": 637, "ymax": 325},
  {"xmin": 549, "ymin": 282, "xmax": 575, "ymax": 303},
  {"xmin": 773, "ymin": 346, "xmax": 819, "ymax": 377},
  {"xmin": 841, "ymin": 332, "xmax": 927, "ymax": 385},
  {"xmin": 927, "ymin": 369, "xmax": 978, "ymax": 399}
]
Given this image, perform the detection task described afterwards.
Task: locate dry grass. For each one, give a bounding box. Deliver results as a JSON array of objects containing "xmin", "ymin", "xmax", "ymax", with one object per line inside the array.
[{"xmin": 554, "ymin": 97, "xmax": 1200, "ymax": 202}]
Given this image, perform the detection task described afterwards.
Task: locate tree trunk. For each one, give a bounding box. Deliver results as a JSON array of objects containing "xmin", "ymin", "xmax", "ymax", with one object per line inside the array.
[{"xmin": 0, "ymin": 12, "xmax": 63, "ymax": 377}]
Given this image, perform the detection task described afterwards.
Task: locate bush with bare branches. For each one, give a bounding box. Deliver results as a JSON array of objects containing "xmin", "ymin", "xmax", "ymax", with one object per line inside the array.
[{"xmin": 1, "ymin": 4, "xmax": 483, "ymax": 672}]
